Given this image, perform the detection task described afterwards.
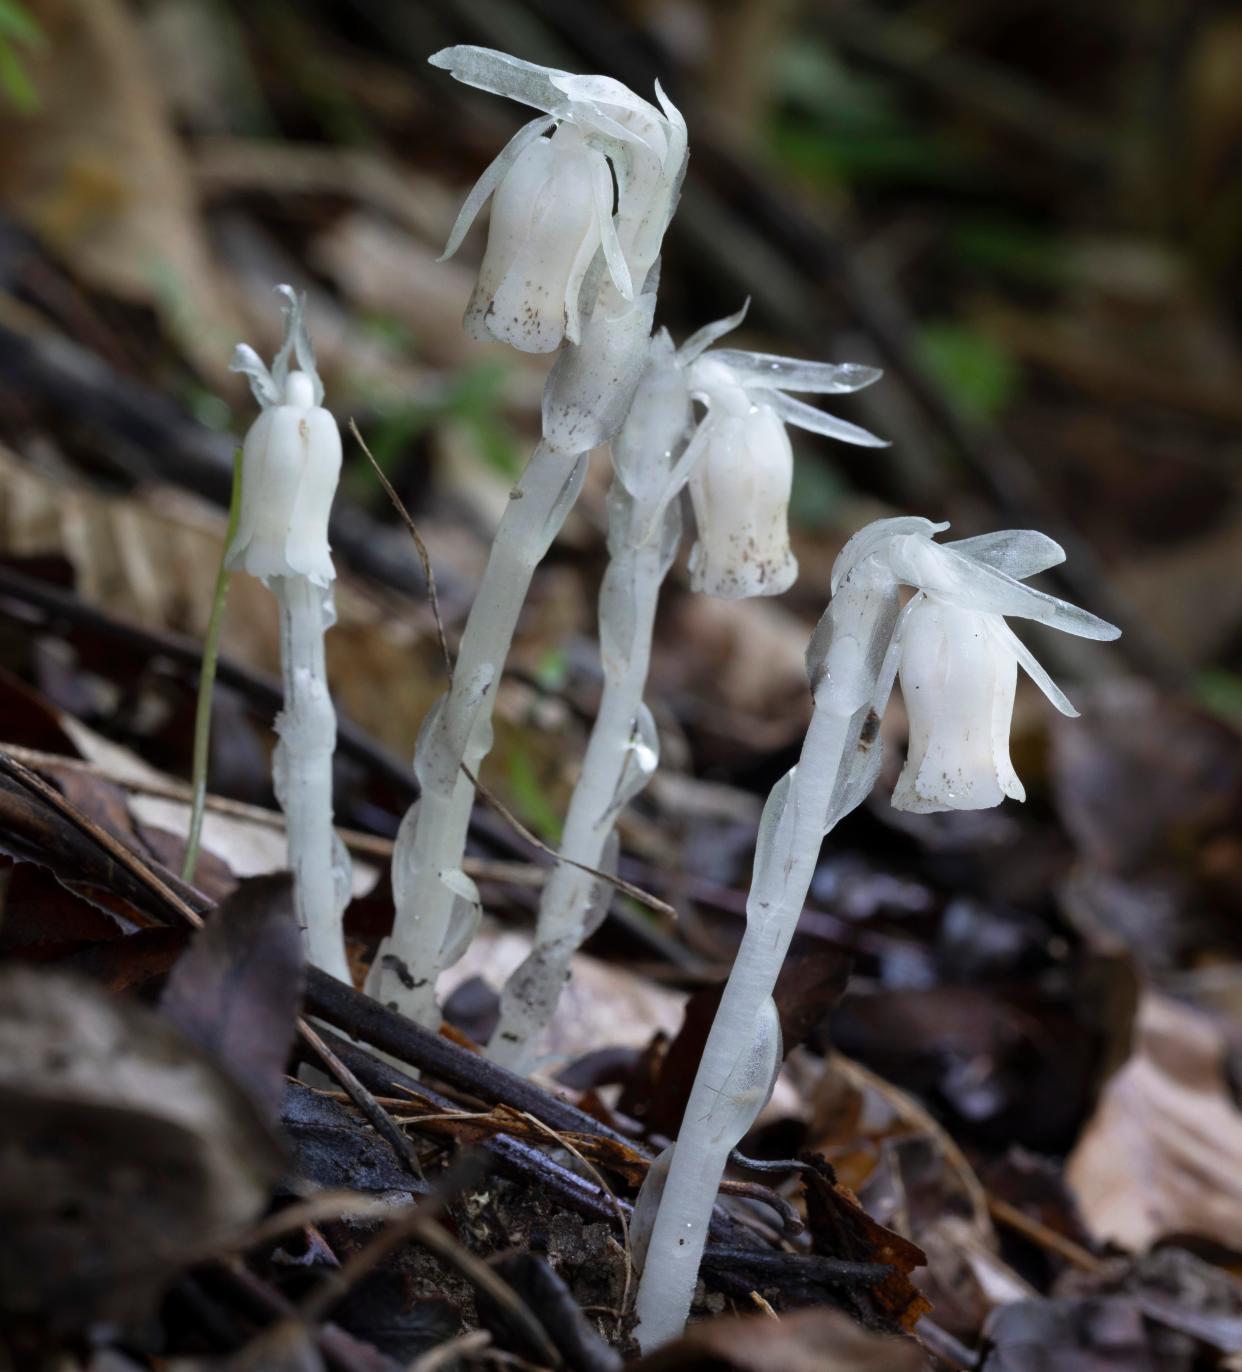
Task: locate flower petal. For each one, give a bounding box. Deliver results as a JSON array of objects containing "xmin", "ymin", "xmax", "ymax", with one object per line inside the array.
[
  {"xmin": 429, "ymin": 46, "xmax": 570, "ymax": 119},
  {"xmin": 229, "ymin": 342, "xmax": 280, "ymax": 408},
  {"xmin": 986, "ymin": 616, "xmax": 1079, "ymax": 717},
  {"xmin": 590, "ymin": 152, "xmax": 633, "ymax": 300},
  {"xmin": 762, "ymin": 388, "xmax": 888, "ymax": 448},
  {"xmin": 439, "ymin": 115, "xmax": 555, "ymax": 262},
  {"xmin": 889, "ymin": 536, "xmax": 1122, "ymax": 640},
  {"xmin": 709, "ymin": 350, "xmax": 883, "ymax": 395},
  {"xmin": 946, "ymin": 529, "xmax": 1065, "ymax": 581},
  {"xmin": 677, "ymin": 300, "xmax": 749, "ymax": 365},
  {"xmin": 830, "ymin": 516, "xmax": 947, "ymax": 594}
]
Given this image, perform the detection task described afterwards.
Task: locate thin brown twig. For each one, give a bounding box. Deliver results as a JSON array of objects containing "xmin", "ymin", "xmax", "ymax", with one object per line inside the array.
[
  {"xmin": 298, "ymin": 1019, "xmax": 426, "ymax": 1181},
  {"xmin": 298, "ymin": 1155, "xmax": 562, "ymax": 1369},
  {"xmin": 461, "ymin": 761, "xmax": 676, "ymax": 919},
  {"xmin": 986, "ymin": 1194, "xmax": 1102, "ymax": 1273},
  {"xmin": 345, "ymin": 426, "xmax": 677, "ymax": 921},
  {"xmin": 0, "ymin": 754, "xmax": 427, "ymax": 1194},
  {"xmin": 518, "ymin": 1109, "xmax": 633, "ymax": 1333},
  {"xmin": 350, "ymin": 417, "xmax": 453, "ymax": 680}
]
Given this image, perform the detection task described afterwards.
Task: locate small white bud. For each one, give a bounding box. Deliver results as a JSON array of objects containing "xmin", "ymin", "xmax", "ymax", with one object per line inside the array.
[
  {"xmin": 226, "ymin": 369, "xmax": 342, "ymax": 588},
  {"xmin": 891, "ymin": 598, "xmax": 1024, "ymax": 813}
]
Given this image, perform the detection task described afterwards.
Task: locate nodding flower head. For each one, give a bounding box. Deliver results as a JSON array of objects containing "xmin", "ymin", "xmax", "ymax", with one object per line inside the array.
[
  {"xmin": 829, "ymin": 519, "xmax": 1121, "ymax": 814},
  {"xmin": 226, "ymin": 287, "xmax": 341, "ymax": 588},
  {"xmin": 666, "ymin": 304, "xmax": 887, "ymax": 600},
  {"xmin": 432, "ymin": 46, "xmax": 687, "ymax": 354}
]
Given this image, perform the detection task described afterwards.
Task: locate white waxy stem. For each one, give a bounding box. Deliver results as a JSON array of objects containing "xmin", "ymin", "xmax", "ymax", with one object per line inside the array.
[
  {"xmin": 892, "ymin": 599, "xmax": 1024, "ymax": 813},
  {"xmin": 366, "ymin": 443, "xmax": 589, "ymax": 1024},
  {"xmin": 272, "ymin": 574, "xmax": 351, "ymax": 984},
  {"xmin": 633, "ymin": 516, "xmax": 1120, "ymax": 1350},
  {"xmin": 489, "ymin": 334, "xmax": 691, "ymax": 1071},
  {"xmin": 226, "ymin": 288, "xmax": 351, "ymax": 981}
]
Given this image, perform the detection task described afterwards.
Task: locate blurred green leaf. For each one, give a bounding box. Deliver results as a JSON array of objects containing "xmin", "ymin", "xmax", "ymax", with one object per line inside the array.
[
  {"xmin": 0, "ymin": 0, "xmax": 42, "ymax": 114},
  {"xmin": 790, "ymin": 452, "xmax": 848, "ymax": 530},
  {"xmin": 504, "ymin": 739, "xmax": 562, "ymax": 844},
  {"xmin": 917, "ymin": 321, "xmax": 1021, "ymax": 423},
  {"xmin": 1195, "ymin": 670, "xmax": 1242, "ymax": 727},
  {"xmin": 950, "ymin": 219, "xmax": 1068, "ymax": 286}
]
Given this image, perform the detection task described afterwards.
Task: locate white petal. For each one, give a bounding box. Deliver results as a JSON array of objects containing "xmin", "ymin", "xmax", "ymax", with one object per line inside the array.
[
  {"xmin": 686, "ymin": 408, "xmax": 797, "ymax": 599},
  {"xmin": 590, "ymin": 151, "xmax": 633, "ymax": 300},
  {"xmin": 762, "ymin": 388, "xmax": 888, "ymax": 448},
  {"xmin": 946, "ymin": 529, "xmax": 1065, "ymax": 581},
  {"xmin": 230, "ymin": 342, "xmax": 280, "ymax": 408},
  {"xmin": 986, "ymin": 616, "xmax": 1079, "ymax": 717},
  {"xmin": 429, "ymin": 46, "xmax": 570, "ymax": 119},
  {"xmin": 830, "ymin": 516, "xmax": 948, "ymax": 594},
  {"xmin": 677, "ymin": 301, "xmax": 749, "ymax": 365},
  {"xmin": 890, "ymin": 537, "xmax": 1121, "ymax": 641},
  {"xmin": 439, "ymin": 115, "xmax": 555, "ymax": 261},
  {"xmin": 709, "ymin": 350, "xmax": 883, "ymax": 395}
]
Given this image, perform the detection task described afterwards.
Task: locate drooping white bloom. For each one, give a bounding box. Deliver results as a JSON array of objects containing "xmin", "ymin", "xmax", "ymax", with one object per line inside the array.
[
  {"xmin": 892, "ymin": 600, "xmax": 1024, "ymax": 811},
  {"xmin": 434, "ymin": 46, "xmax": 686, "ymax": 356},
  {"xmin": 663, "ymin": 305, "xmax": 887, "ymax": 599},
  {"xmin": 834, "ymin": 519, "xmax": 1119, "ymax": 812},
  {"xmin": 633, "ymin": 514, "xmax": 1119, "ymax": 1352},
  {"xmin": 227, "ymin": 287, "xmax": 341, "ymax": 589}
]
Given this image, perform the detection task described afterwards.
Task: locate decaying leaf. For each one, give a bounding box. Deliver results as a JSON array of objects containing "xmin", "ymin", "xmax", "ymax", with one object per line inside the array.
[
  {"xmin": 980, "ymin": 1297, "xmax": 1160, "ymax": 1371},
  {"xmin": 160, "ymin": 874, "xmax": 304, "ymax": 1124},
  {"xmin": 1066, "ymin": 993, "xmax": 1242, "ymax": 1252},
  {"xmin": 629, "ymin": 1306, "xmax": 926, "ymax": 1371},
  {"xmin": 0, "ymin": 0, "xmax": 243, "ymax": 383},
  {"xmin": 0, "ymin": 965, "xmax": 283, "ymax": 1328}
]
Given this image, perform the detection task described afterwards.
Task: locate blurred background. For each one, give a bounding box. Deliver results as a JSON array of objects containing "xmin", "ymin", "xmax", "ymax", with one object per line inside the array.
[{"xmin": 2, "ymin": 1, "xmax": 1242, "ymax": 1352}]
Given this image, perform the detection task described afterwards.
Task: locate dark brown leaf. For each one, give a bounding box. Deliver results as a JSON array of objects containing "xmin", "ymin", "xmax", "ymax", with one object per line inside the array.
[
  {"xmin": 629, "ymin": 1306, "xmax": 927, "ymax": 1372},
  {"xmin": 160, "ymin": 874, "xmax": 304, "ymax": 1124},
  {"xmin": 0, "ymin": 965, "xmax": 282, "ymax": 1329}
]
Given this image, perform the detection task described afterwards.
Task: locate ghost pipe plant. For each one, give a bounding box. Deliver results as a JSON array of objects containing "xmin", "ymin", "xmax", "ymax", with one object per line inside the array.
[
  {"xmin": 632, "ymin": 516, "xmax": 1121, "ymax": 1350},
  {"xmin": 488, "ymin": 310, "xmax": 885, "ymax": 1071},
  {"xmin": 227, "ymin": 287, "xmax": 351, "ymax": 984},
  {"xmin": 366, "ymin": 48, "xmax": 687, "ymax": 1025}
]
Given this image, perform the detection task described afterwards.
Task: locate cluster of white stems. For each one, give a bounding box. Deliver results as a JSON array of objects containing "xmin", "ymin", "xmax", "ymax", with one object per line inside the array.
[{"xmin": 208, "ymin": 43, "xmax": 1122, "ymax": 1355}]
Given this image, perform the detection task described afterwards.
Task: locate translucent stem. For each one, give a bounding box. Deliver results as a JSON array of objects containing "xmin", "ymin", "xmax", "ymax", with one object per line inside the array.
[
  {"xmin": 632, "ymin": 566, "xmax": 900, "ymax": 1351},
  {"xmin": 272, "ymin": 574, "xmax": 351, "ymax": 983},
  {"xmin": 489, "ymin": 513, "xmax": 669, "ymax": 1070},
  {"xmin": 182, "ymin": 448, "xmax": 243, "ymax": 884},
  {"xmin": 366, "ymin": 441, "xmax": 588, "ymax": 1024}
]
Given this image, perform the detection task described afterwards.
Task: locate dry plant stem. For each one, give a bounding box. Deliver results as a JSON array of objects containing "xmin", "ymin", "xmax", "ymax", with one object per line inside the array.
[
  {"xmin": 183, "ymin": 446, "xmax": 243, "ymax": 884},
  {"xmin": 490, "ymin": 531, "xmax": 667, "ymax": 1070},
  {"xmin": 633, "ymin": 574, "xmax": 899, "ymax": 1351},
  {"xmin": 367, "ymin": 440, "xmax": 587, "ymax": 1024},
  {"xmin": 273, "ymin": 574, "xmax": 351, "ymax": 983}
]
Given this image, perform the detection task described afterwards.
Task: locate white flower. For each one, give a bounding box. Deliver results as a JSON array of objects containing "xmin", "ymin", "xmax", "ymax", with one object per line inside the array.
[
  {"xmin": 226, "ymin": 287, "xmax": 341, "ymax": 588},
  {"xmin": 892, "ymin": 599, "xmax": 1025, "ymax": 811},
  {"xmin": 672, "ymin": 305, "xmax": 887, "ymax": 600},
  {"xmin": 433, "ymin": 46, "xmax": 686, "ymax": 354},
  {"xmin": 828, "ymin": 519, "xmax": 1122, "ymax": 813}
]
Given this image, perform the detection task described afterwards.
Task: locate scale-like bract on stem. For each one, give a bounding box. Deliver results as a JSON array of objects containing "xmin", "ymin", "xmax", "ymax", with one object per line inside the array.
[
  {"xmin": 632, "ymin": 518, "xmax": 1120, "ymax": 1350},
  {"xmin": 489, "ymin": 313, "xmax": 886, "ymax": 1071},
  {"xmin": 368, "ymin": 48, "xmax": 689, "ymax": 1026},
  {"xmin": 227, "ymin": 288, "xmax": 351, "ymax": 983}
]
